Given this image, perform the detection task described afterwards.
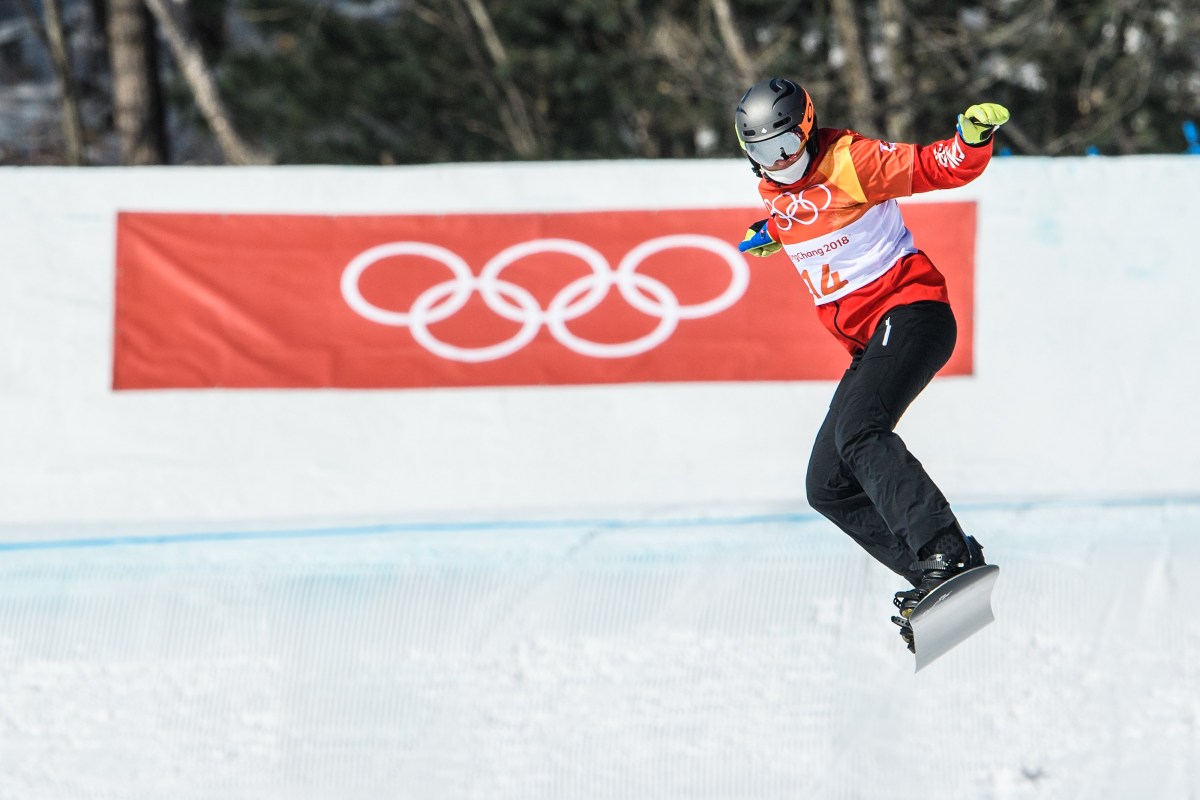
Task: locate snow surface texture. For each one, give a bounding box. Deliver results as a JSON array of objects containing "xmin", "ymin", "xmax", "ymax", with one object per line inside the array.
[{"xmin": 1, "ymin": 500, "xmax": 1197, "ymax": 800}]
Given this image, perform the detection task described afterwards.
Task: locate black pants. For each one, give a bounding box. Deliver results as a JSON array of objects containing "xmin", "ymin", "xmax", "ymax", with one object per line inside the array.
[{"xmin": 805, "ymin": 301, "xmax": 961, "ymax": 587}]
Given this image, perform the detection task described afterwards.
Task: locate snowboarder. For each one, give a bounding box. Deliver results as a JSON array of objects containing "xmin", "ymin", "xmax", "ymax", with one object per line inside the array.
[{"xmin": 734, "ymin": 77, "xmax": 1009, "ymax": 651}]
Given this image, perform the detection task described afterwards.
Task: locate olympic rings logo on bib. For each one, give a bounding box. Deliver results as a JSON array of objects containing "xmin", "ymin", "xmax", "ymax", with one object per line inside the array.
[
  {"xmin": 765, "ymin": 185, "xmax": 833, "ymax": 230},
  {"xmin": 340, "ymin": 235, "xmax": 749, "ymax": 363}
]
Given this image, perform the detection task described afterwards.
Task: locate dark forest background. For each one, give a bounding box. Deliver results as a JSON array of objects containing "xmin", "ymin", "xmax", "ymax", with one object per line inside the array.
[{"xmin": 2, "ymin": 0, "xmax": 1198, "ymax": 165}]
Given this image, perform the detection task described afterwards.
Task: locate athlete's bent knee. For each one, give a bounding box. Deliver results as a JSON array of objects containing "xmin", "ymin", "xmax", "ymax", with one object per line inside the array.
[
  {"xmin": 833, "ymin": 421, "xmax": 891, "ymax": 465},
  {"xmin": 805, "ymin": 465, "xmax": 851, "ymax": 516}
]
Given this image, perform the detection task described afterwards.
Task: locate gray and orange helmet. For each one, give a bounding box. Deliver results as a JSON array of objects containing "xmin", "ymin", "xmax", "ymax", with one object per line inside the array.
[{"xmin": 735, "ymin": 78, "xmax": 819, "ymax": 176}]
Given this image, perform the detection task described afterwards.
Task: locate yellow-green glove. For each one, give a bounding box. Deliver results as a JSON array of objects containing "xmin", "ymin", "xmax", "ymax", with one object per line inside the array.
[
  {"xmin": 738, "ymin": 219, "xmax": 782, "ymax": 257},
  {"xmin": 957, "ymin": 103, "xmax": 1010, "ymax": 145}
]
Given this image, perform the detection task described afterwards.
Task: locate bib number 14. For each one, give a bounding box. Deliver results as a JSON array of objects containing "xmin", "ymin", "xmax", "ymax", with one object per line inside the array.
[{"xmin": 800, "ymin": 264, "xmax": 849, "ymax": 300}]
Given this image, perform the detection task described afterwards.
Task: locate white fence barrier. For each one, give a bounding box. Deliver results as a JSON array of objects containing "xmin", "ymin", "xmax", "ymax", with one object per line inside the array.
[{"xmin": 1, "ymin": 158, "xmax": 1198, "ymax": 532}]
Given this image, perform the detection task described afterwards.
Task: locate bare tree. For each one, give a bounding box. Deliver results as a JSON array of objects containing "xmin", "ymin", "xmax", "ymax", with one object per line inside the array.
[
  {"xmin": 18, "ymin": 0, "xmax": 86, "ymax": 163},
  {"xmin": 829, "ymin": 0, "xmax": 876, "ymax": 133},
  {"xmin": 709, "ymin": 0, "xmax": 755, "ymax": 90},
  {"xmin": 142, "ymin": 0, "xmax": 271, "ymax": 164},
  {"xmin": 108, "ymin": 0, "xmax": 168, "ymax": 164},
  {"xmin": 877, "ymin": 0, "xmax": 913, "ymax": 142},
  {"xmin": 457, "ymin": 0, "xmax": 539, "ymax": 158}
]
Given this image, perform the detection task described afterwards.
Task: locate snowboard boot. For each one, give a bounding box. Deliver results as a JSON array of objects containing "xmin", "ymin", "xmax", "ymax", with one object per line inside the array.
[{"xmin": 891, "ymin": 531, "xmax": 985, "ymax": 651}]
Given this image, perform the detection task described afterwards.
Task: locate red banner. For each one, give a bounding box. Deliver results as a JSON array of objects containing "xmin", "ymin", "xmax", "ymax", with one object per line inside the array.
[{"xmin": 113, "ymin": 205, "xmax": 974, "ymax": 389}]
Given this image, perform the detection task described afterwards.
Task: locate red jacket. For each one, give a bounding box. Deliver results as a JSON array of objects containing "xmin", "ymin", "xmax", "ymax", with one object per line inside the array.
[{"xmin": 756, "ymin": 127, "xmax": 992, "ymax": 352}]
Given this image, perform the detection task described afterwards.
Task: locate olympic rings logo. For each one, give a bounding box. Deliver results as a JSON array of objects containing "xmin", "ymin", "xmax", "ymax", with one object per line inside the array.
[
  {"xmin": 764, "ymin": 185, "xmax": 833, "ymax": 230},
  {"xmin": 340, "ymin": 235, "xmax": 750, "ymax": 363}
]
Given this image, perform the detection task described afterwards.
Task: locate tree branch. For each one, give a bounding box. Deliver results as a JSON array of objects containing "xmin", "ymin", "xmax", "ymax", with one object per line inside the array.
[
  {"xmin": 829, "ymin": 0, "xmax": 876, "ymax": 132},
  {"xmin": 458, "ymin": 0, "xmax": 538, "ymax": 158},
  {"xmin": 23, "ymin": 0, "xmax": 85, "ymax": 163},
  {"xmin": 142, "ymin": 0, "xmax": 272, "ymax": 164},
  {"xmin": 709, "ymin": 0, "xmax": 755, "ymax": 88},
  {"xmin": 877, "ymin": 0, "xmax": 913, "ymax": 142}
]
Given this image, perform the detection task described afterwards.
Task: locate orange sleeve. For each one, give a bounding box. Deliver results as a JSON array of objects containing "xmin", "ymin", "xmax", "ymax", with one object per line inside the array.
[{"xmin": 846, "ymin": 132, "xmax": 993, "ymax": 199}]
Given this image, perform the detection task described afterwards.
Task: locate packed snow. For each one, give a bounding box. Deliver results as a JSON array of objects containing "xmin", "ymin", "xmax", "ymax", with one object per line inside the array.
[{"xmin": 1, "ymin": 499, "xmax": 1196, "ymax": 799}]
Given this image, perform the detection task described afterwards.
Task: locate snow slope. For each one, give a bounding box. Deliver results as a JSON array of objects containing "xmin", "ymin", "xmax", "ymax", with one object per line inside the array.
[{"xmin": 2, "ymin": 500, "xmax": 1196, "ymax": 800}]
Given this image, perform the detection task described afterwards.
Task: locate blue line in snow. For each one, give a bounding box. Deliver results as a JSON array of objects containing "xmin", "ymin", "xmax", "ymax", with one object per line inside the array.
[
  {"xmin": 0, "ymin": 513, "xmax": 821, "ymax": 553},
  {"xmin": 0, "ymin": 495, "xmax": 1196, "ymax": 553}
]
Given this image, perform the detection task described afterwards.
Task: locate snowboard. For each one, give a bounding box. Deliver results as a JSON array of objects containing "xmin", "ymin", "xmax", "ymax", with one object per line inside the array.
[{"xmin": 909, "ymin": 564, "xmax": 1000, "ymax": 672}]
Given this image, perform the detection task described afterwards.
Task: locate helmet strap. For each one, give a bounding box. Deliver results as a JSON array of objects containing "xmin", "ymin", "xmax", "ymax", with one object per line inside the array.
[{"xmin": 745, "ymin": 153, "xmax": 763, "ymax": 178}]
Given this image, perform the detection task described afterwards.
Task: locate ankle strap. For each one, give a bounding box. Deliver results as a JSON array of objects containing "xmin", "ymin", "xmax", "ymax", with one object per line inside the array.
[{"xmin": 915, "ymin": 553, "xmax": 959, "ymax": 571}]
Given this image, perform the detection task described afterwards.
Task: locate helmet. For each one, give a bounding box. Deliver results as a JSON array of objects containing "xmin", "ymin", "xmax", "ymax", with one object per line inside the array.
[{"xmin": 735, "ymin": 78, "xmax": 819, "ymax": 175}]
